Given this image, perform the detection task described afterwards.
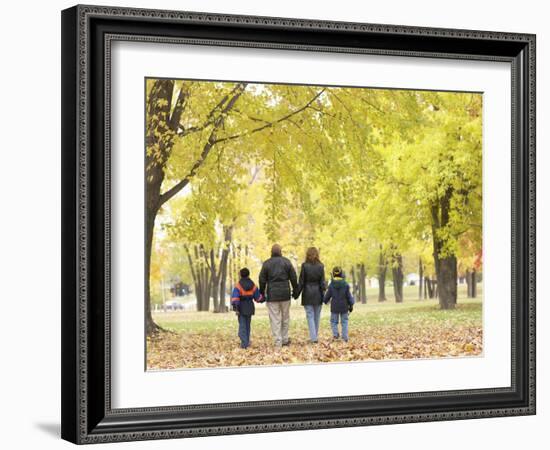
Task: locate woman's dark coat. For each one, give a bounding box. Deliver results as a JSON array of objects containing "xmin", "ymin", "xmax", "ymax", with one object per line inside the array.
[{"xmin": 295, "ymin": 262, "xmax": 326, "ymax": 306}]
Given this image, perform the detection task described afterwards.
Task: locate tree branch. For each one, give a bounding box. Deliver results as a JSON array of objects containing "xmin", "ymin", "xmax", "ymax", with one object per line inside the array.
[
  {"xmin": 213, "ymin": 88, "xmax": 326, "ymax": 145},
  {"xmin": 176, "ymin": 84, "xmax": 244, "ymax": 136},
  {"xmin": 360, "ymin": 96, "xmax": 386, "ymax": 115},
  {"xmin": 159, "ymin": 83, "xmax": 248, "ymax": 206}
]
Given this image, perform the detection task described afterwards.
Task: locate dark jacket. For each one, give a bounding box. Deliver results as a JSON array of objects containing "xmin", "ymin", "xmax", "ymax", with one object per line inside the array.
[
  {"xmin": 230, "ymin": 277, "xmax": 262, "ymax": 316},
  {"xmin": 259, "ymin": 255, "xmax": 298, "ymax": 302},
  {"xmin": 295, "ymin": 262, "xmax": 326, "ymax": 306},
  {"xmin": 323, "ymin": 277, "xmax": 355, "ymax": 313}
]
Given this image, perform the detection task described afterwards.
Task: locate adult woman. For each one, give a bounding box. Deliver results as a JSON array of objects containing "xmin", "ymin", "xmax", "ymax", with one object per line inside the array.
[{"xmin": 295, "ymin": 247, "xmax": 326, "ymax": 343}]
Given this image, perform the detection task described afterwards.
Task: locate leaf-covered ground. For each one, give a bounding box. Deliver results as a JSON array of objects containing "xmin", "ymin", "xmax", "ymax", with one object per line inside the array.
[{"xmin": 147, "ymin": 290, "xmax": 483, "ymax": 370}]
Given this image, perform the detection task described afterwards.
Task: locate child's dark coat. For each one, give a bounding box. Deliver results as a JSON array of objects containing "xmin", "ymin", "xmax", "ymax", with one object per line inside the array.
[{"xmin": 323, "ymin": 277, "xmax": 355, "ymax": 313}]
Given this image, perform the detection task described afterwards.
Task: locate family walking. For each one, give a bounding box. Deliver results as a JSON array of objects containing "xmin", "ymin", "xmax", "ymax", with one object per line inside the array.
[{"xmin": 230, "ymin": 244, "xmax": 355, "ymax": 349}]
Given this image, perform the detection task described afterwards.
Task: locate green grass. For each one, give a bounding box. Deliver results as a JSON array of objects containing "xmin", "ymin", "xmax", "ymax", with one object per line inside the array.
[{"xmin": 154, "ymin": 284, "xmax": 482, "ymax": 335}]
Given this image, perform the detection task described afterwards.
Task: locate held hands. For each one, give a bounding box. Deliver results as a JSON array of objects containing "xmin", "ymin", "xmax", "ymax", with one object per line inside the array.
[{"xmin": 348, "ymin": 304, "xmax": 353, "ymax": 313}]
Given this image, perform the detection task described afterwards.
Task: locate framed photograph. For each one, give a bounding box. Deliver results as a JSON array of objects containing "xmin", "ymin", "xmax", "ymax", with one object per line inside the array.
[{"xmin": 61, "ymin": 4, "xmax": 536, "ymax": 444}]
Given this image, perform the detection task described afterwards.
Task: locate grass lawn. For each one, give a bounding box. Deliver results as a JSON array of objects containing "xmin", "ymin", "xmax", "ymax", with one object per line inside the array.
[{"xmin": 148, "ymin": 284, "xmax": 483, "ymax": 370}]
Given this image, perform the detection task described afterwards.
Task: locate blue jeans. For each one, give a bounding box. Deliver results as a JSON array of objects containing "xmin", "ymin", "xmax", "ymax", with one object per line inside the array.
[
  {"xmin": 304, "ymin": 304, "xmax": 322, "ymax": 342},
  {"xmin": 237, "ymin": 314, "xmax": 252, "ymax": 348},
  {"xmin": 330, "ymin": 312, "xmax": 349, "ymax": 341}
]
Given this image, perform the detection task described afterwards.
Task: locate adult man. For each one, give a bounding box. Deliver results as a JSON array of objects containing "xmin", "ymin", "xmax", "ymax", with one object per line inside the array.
[{"xmin": 259, "ymin": 244, "xmax": 298, "ymax": 347}]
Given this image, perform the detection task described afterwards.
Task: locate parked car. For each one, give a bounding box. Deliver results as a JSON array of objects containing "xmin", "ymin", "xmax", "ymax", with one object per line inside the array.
[{"xmin": 165, "ymin": 301, "xmax": 184, "ymax": 310}]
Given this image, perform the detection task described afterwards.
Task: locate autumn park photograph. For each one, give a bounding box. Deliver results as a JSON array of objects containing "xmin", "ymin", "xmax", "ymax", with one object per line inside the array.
[{"xmin": 144, "ymin": 78, "xmax": 483, "ymax": 370}]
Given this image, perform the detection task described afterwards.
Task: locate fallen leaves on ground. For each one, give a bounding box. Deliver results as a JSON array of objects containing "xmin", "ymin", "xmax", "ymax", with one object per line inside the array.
[{"xmin": 147, "ymin": 305, "xmax": 483, "ymax": 370}]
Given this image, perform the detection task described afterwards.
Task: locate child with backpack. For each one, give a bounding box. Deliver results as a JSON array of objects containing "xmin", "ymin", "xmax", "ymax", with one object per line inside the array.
[
  {"xmin": 231, "ymin": 267, "xmax": 264, "ymax": 349},
  {"xmin": 323, "ymin": 266, "xmax": 355, "ymax": 342}
]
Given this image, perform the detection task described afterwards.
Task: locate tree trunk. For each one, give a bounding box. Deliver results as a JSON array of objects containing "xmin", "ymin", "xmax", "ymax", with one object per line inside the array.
[
  {"xmin": 195, "ymin": 245, "xmax": 212, "ymax": 311},
  {"xmin": 144, "ymin": 80, "xmax": 179, "ymax": 336},
  {"xmin": 208, "ymin": 248, "xmax": 220, "ymax": 312},
  {"xmin": 351, "ymin": 266, "xmax": 358, "ymax": 299},
  {"xmin": 145, "ymin": 209, "xmax": 163, "ymax": 335},
  {"xmin": 218, "ymin": 226, "xmax": 232, "ymax": 313},
  {"xmin": 356, "ymin": 264, "xmax": 362, "ymax": 303},
  {"xmin": 418, "ymin": 258, "xmax": 424, "ymax": 300},
  {"xmin": 359, "ymin": 263, "xmax": 367, "ymax": 303},
  {"xmin": 378, "ymin": 250, "xmax": 387, "ymax": 302},
  {"xmin": 430, "ymin": 189, "xmax": 458, "ymax": 309},
  {"xmin": 184, "ymin": 244, "xmax": 198, "ymax": 310},
  {"xmin": 203, "ymin": 252, "xmax": 212, "ymax": 312},
  {"xmin": 471, "ymin": 269, "xmax": 477, "ymax": 298},
  {"xmin": 426, "ymin": 277, "xmax": 435, "ymax": 299},
  {"xmin": 218, "ymin": 257, "xmax": 229, "ymax": 313},
  {"xmin": 229, "ymin": 243, "xmax": 235, "ymax": 293},
  {"xmin": 466, "ymin": 269, "xmax": 472, "ymax": 297},
  {"xmin": 435, "ymin": 256, "xmax": 457, "ymax": 309},
  {"xmin": 392, "ymin": 254, "xmax": 404, "ymax": 303},
  {"xmin": 200, "ymin": 268, "xmax": 212, "ymax": 311},
  {"xmin": 194, "ymin": 245, "xmax": 203, "ymax": 310}
]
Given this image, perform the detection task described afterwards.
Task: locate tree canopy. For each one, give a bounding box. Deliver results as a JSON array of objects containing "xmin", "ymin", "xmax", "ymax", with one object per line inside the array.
[{"xmin": 145, "ymin": 79, "xmax": 482, "ymax": 329}]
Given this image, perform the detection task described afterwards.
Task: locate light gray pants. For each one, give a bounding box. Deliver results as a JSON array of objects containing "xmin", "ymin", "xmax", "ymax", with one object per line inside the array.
[{"xmin": 267, "ymin": 300, "xmax": 291, "ymax": 346}]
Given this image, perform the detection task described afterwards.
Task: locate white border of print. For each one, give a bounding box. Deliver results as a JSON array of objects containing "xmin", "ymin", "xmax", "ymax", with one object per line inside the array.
[{"xmin": 111, "ymin": 40, "xmax": 511, "ymax": 409}]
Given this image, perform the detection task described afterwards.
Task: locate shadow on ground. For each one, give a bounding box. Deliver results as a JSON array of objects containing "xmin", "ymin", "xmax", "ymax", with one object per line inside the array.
[{"xmin": 35, "ymin": 422, "xmax": 60, "ymax": 438}]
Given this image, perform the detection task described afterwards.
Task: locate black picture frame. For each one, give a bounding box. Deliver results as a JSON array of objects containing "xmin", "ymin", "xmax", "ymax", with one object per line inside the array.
[{"xmin": 61, "ymin": 4, "xmax": 536, "ymax": 444}]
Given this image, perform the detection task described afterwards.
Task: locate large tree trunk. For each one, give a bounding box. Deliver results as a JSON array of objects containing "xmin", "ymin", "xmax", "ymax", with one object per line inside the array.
[
  {"xmin": 145, "ymin": 209, "xmax": 162, "ymax": 335},
  {"xmin": 392, "ymin": 253, "xmax": 404, "ymax": 303},
  {"xmin": 378, "ymin": 250, "xmax": 387, "ymax": 302},
  {"xmin": 435, "ymin": 255, "xmax": 457, "ymax": 309},
  {"xmin": 144, "ymin": 80, "xmax": 177, "ymax": 335},
  {"xmin": 430, "ymin": 189, "xmax": 458, "ymax": 310}
]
